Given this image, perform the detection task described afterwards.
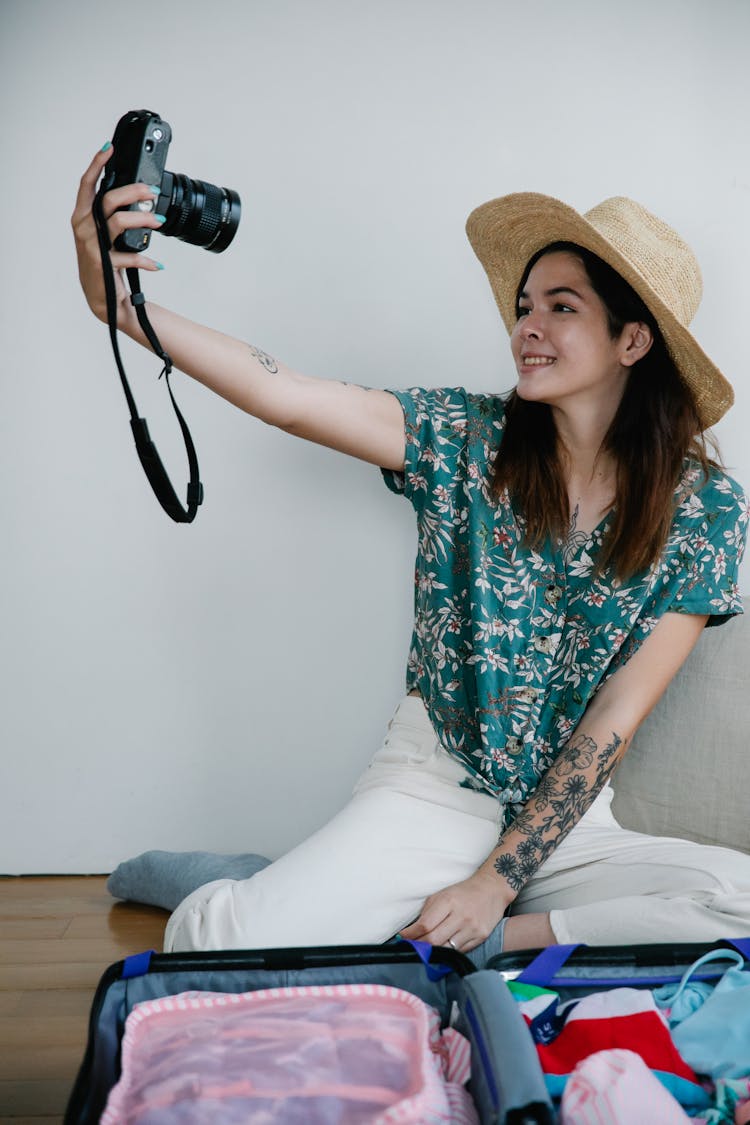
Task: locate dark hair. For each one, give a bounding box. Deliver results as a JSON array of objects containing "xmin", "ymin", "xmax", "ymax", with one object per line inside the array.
[{"xmin": 491, "ymin": 241, "xmax": 718, "ymax": 579}]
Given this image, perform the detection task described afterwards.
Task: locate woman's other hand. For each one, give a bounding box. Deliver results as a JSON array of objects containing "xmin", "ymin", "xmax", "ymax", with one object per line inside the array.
[{"xmin": 399, "ymin": 870, "xmax": 510, "ymax": 953}]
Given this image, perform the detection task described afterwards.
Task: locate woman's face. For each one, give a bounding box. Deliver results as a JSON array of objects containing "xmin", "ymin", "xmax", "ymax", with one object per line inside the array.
[{"xmin": 510, "ymin": 251, "xmax": 632, "ymax": 421}]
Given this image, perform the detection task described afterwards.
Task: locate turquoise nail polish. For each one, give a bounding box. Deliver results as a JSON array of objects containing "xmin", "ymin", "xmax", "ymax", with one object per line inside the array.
[
  {"xmin": 149, "ymin": 185, "xmax": 161, "ymax": 194},
  {"xmin": 154, "ymin": 214, "xmax": 167, "ymax": 224},
  {"xmin": 100, "ymin": 140, "xmax": 112, "ymax": 152},
  {"xmin": 155, "ymin": 262, "xmax": 165, "ymax": 270}
]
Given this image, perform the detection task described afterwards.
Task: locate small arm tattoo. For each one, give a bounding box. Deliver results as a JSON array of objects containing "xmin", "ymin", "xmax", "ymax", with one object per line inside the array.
[
  {"xmin": 493, "ymin": 731, "xmax": 623, "ymax": 889},
  {"xmin": 248, "ymin": 344, "xmax": 279, "ymax": 374}
]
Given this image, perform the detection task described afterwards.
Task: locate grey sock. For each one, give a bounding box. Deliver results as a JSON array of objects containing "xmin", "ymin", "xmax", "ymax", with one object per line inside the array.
[
  {"xmin": 107, "ymin": 850, "xmax": 272, "ymax": 912},
  {"xmin": 466, "ymin": 915, "xmax": 508, "ymax": 969}
]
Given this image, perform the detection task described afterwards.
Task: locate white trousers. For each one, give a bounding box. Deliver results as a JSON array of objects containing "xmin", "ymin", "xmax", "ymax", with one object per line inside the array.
[{"xmin": 164, "ymin": 696, "xmax": 750, "ymax": 953}]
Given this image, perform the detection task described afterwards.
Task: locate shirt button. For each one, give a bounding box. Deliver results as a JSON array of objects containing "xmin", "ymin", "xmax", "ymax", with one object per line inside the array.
[
  {"xmin": 533, "ymin": 635, "xmax": 554, "ymax": 654},
  {"xmin": 505, "ymin": 736, "xmax": 523, "ymax": 756},
  {"xmin": 545, "ymin": 584, "xmax": 564, "ymax": 607},
  {"xmin": 517, "ymin": 687, "xmax": 538, "ymax": 704}
]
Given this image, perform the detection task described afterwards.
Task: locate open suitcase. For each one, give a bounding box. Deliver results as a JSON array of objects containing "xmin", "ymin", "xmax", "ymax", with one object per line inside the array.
[
  {"xmin": 64, "ymin": 941, "xmax": 555, "ymax": 1124},
  {"xmin": 66, "ymin": 937, "xmax": 750, "ymax": 1123}
]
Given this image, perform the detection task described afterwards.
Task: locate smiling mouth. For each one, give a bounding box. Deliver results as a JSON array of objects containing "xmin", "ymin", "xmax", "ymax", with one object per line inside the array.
[{"xmin": 521, "ymin": 356, "xmax": 556, "ymax": 367}]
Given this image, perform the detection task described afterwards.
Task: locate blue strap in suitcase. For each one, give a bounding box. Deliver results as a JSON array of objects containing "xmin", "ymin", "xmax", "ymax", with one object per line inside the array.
[{"xmin": 514, "ymin": 937, "xmax": 750, "ymax": 989}]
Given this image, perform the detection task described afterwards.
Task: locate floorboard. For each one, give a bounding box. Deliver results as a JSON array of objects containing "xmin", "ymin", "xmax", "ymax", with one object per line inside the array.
[{"xmin": 0, "ymin": 876, "xmax": 167, "ymax": 1122}]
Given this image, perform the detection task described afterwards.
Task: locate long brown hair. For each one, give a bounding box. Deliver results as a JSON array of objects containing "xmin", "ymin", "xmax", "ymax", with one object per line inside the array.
[{"xmin": 491, "ymin": 242, "xmax": 719, "ymax": 580}]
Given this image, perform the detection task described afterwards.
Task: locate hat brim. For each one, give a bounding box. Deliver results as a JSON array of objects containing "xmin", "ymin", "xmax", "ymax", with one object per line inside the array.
[{"xmin": 465, "ymin": 192, "xmax": 733, "ymax": 430}]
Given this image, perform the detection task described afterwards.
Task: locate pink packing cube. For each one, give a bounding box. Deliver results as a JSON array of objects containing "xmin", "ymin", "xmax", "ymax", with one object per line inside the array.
[{"xmin": 100, "ymin": 982, "xmax": 478, "ymax": 1124}]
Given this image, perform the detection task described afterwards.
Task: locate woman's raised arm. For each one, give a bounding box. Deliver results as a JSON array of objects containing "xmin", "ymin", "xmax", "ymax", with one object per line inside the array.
[{"xmin": 72, "ymin": 146, "xmax": 406, "ymax": 471}]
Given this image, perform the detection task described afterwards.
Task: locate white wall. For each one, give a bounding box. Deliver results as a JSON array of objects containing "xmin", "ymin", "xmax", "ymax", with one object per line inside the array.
[{"xmin": 1, "ymin": 0, "xmax": 748, "ymax": 872}]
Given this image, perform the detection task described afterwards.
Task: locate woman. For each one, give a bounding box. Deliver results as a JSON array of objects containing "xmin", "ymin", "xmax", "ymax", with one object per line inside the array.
[{"xmin": 73, "ymin": 149, "xmax": 749, "ymax": 960}]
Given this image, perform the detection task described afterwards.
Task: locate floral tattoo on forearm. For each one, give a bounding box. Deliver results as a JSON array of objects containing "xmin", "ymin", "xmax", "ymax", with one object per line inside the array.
[
  {"xmin": 493, "ymin": 730, "xmax": 624, "ymax": 891},
  {"xmin": 248, "ymin": 344, "xmax": 279, "ymax": 374}
]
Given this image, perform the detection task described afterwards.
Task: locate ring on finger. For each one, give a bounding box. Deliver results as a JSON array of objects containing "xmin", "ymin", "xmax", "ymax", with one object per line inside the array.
[{"xmin": 447, "ymin": 937, "xmax": 458, "ymax": 951}]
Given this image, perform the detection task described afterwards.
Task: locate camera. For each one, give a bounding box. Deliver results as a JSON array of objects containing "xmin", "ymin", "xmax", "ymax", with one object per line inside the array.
[{"xmin": 104, "ymin": 110, "xmax": 241, "ymax": 254}]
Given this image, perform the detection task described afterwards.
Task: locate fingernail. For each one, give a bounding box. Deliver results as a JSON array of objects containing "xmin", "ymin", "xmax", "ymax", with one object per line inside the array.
[
  {"xmin": 100, "ymin": 141, "xmax": 112, "ymax": 152},
  {"xmin": 154, "ymin": 214, "xmax": 167, "ymax": 224},
  {"xmin": 155, "ymin": 262, "xmax": 165, "ymax": 270},
  {"xmin": 149, "ymin": 185, "xmax": 161, "ymax": 195}
]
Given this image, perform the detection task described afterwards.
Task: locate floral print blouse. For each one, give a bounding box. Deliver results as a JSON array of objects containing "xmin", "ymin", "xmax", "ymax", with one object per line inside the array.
[{"xmin": 383, "ymin": 387, "xmax": 748, "ymax": 814}]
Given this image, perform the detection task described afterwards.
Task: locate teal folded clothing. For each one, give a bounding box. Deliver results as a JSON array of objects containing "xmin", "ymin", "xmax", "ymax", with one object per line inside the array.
[{"xmin": 655, "ymin": 949, "xmax": 750, "ymax": 1080}]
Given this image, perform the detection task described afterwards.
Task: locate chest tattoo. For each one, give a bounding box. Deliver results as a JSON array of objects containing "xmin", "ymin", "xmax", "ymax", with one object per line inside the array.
[{"xmin": 563, "ymin": 502, "xmax": 589, "ymax": 564}]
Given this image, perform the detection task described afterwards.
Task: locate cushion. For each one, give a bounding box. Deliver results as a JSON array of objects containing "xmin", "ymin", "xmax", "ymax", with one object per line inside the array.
[{"xmin": 611, "ymin": 604, "xmax": 749, "ymax": 854}]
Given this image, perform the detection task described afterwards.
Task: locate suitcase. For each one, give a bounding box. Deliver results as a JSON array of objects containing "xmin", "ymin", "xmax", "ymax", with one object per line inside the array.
[{"xmin": 64, "ymin": 941, "xmax": 555, "ymax": 1125}]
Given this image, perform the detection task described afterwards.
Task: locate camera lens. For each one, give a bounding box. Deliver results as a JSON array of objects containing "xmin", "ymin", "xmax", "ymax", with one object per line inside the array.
[{"xmin": 160, "ymin": 172, "xmax": 241, "ymax": 253}]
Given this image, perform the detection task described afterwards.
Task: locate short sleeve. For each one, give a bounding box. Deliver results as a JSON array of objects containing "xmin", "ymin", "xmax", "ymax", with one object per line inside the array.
[
  {"xmin": 380, "ymin": 387, "xmax": 474, "ymax": 512},
  {"xmin": 672, "ymin": 474, "xmax": 748, "ymax": 626}
]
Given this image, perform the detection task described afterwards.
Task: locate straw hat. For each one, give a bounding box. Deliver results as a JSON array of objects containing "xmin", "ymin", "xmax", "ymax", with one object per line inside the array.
[{"xmin": 465, "ymin": 193, "xmax": 734, "ymax": 429}]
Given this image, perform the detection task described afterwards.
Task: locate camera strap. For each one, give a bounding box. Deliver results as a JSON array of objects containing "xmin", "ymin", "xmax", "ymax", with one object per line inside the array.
[{"xmin": 92, "ymin": 187, "xmax": 203, "ymax": 523}]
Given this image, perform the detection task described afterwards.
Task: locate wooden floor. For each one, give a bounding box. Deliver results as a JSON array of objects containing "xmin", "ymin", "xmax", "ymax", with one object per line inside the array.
[{"xmin": 0, "ymin": 876, "xmax": 168, "ymax": 1124}]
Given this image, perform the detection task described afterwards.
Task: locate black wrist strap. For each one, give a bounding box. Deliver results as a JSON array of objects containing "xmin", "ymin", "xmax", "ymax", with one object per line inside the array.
[{"xmin": 92, "ymin": 188, "xmax": 203, "ymax": 522}]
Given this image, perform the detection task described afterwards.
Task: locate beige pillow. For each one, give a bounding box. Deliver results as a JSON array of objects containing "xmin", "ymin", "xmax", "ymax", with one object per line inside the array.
[{"xmin": 611, "ymin": 605, "xmax": 749, "ymax": 854}]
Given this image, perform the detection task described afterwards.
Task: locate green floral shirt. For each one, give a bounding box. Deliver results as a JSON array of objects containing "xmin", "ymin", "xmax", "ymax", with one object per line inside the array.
[{"xmin": 383, "ymin": 387, "xmax": 748, "ymax": 813}]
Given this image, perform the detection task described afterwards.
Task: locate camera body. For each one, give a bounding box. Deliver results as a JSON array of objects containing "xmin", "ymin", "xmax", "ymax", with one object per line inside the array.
[{"xmin": 104, "ymin": 110, "xmax": 240, "ymax": 254}]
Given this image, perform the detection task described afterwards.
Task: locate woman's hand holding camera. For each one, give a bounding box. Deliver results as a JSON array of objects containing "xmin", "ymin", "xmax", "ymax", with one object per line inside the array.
[{"xmin": 71, "ymin": 146, "xmax": 165, "ymax": 329}]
